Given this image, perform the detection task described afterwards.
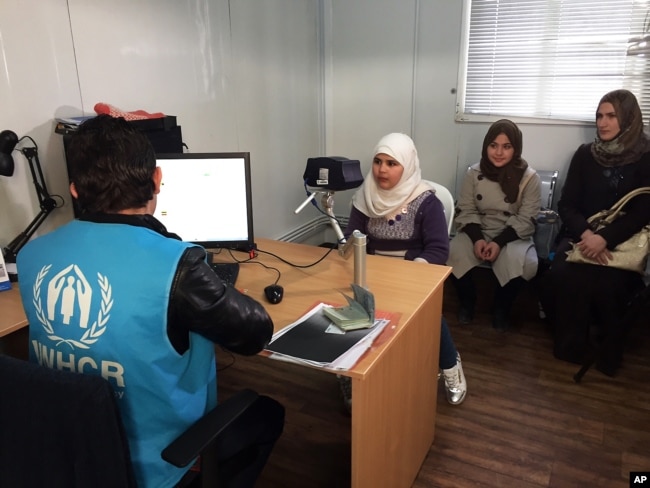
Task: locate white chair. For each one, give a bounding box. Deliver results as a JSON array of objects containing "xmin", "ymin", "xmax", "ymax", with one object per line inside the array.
[{"xmin": 424, "ymin": 180, "xmax": 455, "ymax": 236}]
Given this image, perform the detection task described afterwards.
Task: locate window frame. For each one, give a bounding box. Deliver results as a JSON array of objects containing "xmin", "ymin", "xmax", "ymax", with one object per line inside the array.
[{"xmin": 455, "ymin": 0, "xmax": 650, "ymax": 126}]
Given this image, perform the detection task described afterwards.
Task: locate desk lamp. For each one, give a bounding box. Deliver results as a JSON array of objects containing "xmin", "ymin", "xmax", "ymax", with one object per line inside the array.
[
  {"xmin": 0, "ymin": 130, "xmax": 61, "ymax": 274},
  {"xmin": 295, "ymin": 156, "xmax": 368, "ymax": 287}
]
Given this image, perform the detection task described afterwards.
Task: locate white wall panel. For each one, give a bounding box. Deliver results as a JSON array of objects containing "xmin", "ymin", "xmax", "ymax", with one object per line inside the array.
[
  {"xmin": 68, "ymin": 0, "xmax": 238, "ymax": 152},
  {"xmin": 411, "ymin": 0, "xmax": 463, "ymax": 193},
  {"xmin": 0, "ymin": 0, "xmax": 80, "ymax": 250},
  {"xmin": 323, "ymin": 0, "xmax": 419, "ymax": 217},
  {"xmin": 325, "ymin": 0, "xmax": 417, "ymax": 159},
  {"xmin": 0, "ymin": 0, "xmax": 321, "ymax": 253},
  {"xmin": 69, "ymin": 0, "xmax": 321, "ymax": 239},
  {"xmin": 228, "ymin": 0, "xmax": 322, "ymax": 239}
]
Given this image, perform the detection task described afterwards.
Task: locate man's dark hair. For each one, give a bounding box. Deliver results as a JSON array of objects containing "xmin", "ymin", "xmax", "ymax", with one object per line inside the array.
[{"xmin": 66, "ymin": 114, "xmax": 156, "ymax": 214}]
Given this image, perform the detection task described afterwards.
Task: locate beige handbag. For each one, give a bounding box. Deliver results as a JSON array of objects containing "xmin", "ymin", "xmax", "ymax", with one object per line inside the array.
[{"xmin": 566, "ymin": 186, "xmax": 650, "ymax": 274}]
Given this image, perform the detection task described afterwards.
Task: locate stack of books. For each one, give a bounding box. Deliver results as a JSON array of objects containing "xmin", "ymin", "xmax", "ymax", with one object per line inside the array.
[{"xmin": 54, "ymin": 116, "xmax": 96, "ymax": 135}]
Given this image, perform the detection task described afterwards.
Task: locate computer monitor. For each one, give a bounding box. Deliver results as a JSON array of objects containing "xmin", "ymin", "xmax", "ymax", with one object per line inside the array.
[{"xmin": 153, "ymin": 152, "xmax": 256, "ymax": 252}]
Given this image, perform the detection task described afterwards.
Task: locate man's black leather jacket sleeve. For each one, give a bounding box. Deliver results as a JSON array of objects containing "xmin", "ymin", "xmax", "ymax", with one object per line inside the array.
[
  {"xmin": 167, "ymin": 246, "xmax": 274, "ymax": 355},
  {"xmin": 78, "ymin": 213, "xmax": 272, "ymax": 356}
]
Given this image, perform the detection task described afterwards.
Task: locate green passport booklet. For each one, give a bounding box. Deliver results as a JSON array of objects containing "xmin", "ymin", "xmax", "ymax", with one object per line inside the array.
[{"xmin": 323, "ymin": 284, "xmax": 375, "ymax": 331}]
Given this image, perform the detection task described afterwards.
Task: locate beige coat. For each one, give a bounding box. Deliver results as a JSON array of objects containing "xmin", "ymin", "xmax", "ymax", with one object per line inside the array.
[{"xmin": 448, "ymin": 164, "xmax": 542, "ymax": 285}]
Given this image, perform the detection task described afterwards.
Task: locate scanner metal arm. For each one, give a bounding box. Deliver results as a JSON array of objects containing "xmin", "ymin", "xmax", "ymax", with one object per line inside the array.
[
  {"xmin": 320, "ymin": 192, "xmax": 345, "ymax": 244},
  {"xmin": 338, "ymin": 230, "xmax": 367, "ymax": 289},
  {"xmin": 294, "ymin": 185, "xmax": 367, "ymax": 288},
  {"xmin": 294, "ymin": 189, "xmax": 345, "ymax": 243}
]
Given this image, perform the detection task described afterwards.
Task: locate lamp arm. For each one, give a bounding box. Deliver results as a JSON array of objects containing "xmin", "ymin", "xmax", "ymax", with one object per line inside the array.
[
  {"xmin": 21, "ymin": 147, "xmax": 54, "ymax": 207},
  {"xmin": 2, "ymin": 145, "xmax": 57, "ymax": 263},
  {"xmin": 4, "ymin": 208, "xmax": 53, "ymax": 262}
]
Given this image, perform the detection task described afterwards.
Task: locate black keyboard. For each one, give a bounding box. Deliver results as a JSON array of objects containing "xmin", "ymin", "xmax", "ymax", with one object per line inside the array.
[{"xmin": 210, "ymin": 262, "xmax": 240, "ymax": 287}]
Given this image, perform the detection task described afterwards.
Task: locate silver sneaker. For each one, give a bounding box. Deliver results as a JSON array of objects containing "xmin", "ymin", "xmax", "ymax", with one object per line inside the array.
[{"xmin": 441, "ymin": 354, "xmax": 467, "ymax": 405}]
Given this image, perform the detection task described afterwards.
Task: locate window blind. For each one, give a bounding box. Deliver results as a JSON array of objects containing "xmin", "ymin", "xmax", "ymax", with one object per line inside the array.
[{"xmin": 457, "ymin": 0, "xmax": 650, "ymax": 124}]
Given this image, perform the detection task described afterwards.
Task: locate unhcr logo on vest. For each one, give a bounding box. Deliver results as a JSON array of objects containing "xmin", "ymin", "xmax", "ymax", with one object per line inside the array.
[{"xmin": 32, "ymin": 264, "xmax": 113, "ymax": 350}]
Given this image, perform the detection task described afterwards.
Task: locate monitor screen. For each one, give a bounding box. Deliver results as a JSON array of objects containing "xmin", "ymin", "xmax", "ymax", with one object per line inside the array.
[{"xmin": 153, "ymin": 152, "xmax": 255, "ymax": 252}]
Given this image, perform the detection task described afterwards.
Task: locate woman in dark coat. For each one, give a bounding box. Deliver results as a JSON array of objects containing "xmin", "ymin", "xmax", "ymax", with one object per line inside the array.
[{"xmin": 542, "ymin": 89, "xmax": 650, "ymax": 375}]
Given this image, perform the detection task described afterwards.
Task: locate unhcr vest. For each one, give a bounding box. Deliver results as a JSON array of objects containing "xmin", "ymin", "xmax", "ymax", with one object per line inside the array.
[{"xmin": 17, "ymin": 219, "xmax": 217, "ymax": 488}]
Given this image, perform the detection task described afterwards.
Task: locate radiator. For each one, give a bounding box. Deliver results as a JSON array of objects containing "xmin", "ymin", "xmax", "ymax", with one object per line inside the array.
[{"xmin": 277, "ymin": 216, "xmax": 349, "ymax": 244}]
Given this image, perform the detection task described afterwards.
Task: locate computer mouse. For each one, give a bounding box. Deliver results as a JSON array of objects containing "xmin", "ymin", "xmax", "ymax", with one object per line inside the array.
[{"xmin": 264, "ymin": 284, "xmax": 284, "ymax": 304}]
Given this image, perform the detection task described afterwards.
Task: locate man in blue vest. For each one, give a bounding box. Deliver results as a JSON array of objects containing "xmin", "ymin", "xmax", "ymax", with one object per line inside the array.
[{"xmin": 17, "ymin": 115, "xmax": 284, "ymax": 488}]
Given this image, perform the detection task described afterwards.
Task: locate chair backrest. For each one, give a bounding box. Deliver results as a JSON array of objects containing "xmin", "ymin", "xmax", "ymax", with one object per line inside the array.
[
  {"xmin": 424, "ymin": 180, "xmax": 455, "ymax": 236},
  {"xmin": 0, "ymin": 354, "xmax": 136, "ymax": 487},
  {"xmin": 536, "ymin": 170, "xmax": 559, "ymax": 209},
  {"xmin": 0, "ymin": 354, "xmax": 264, "ymax": 488}
]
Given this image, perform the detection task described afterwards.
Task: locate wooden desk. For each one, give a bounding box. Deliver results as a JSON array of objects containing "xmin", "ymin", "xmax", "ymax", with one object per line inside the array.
[
  {"xmin": 215, "ymin": 238, "xmax": 451, "ymax": 488},
  {"xmin": 0, "ymin": 283, "xmax": 29, "ymax": 359},
  {"xmin": 3, "ymin": 239, "xmax": 450, "ymax": 487},
  {"xmin": 0, "ymin": 284, "xmax": 28, "ymax": 338}
]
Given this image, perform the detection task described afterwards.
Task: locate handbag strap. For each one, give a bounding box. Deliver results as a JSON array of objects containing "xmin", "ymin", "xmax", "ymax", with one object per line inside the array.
[{"xmin": 592, "ymin": 186, "xmax": 650, "ymax": 225}]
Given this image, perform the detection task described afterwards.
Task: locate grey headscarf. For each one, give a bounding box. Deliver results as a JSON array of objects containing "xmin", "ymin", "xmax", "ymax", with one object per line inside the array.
[{"xmin": 591, "ymin": 89, "xmax": 650, "ymax": 167}]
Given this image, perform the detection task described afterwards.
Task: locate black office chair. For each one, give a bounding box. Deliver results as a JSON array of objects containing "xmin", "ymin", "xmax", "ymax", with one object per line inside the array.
[
  {"xmin": 164, "ymin": 388, "xmax": 260, "ymax": 487},
  {"xmin": 0, "ymin": 354, "xmax": 258, "ymax": 487}
]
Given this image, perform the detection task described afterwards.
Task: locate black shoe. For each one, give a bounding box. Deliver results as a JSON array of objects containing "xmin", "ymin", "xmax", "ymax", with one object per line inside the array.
[
  {"xmin": 553, "ymin": 342, "xmax": 585, "ymax": 365},
  {"xmin": 595, "ymin": 346, "xmax": 622, "ymax": 378},
  {"xmin": 492, "ymin": 309, "xmax": 510, "ymax": 331},
  {"xmin": 492, "ymin": 278, "xmax": 524, "ymax": 331},
  {"xmin": 452, "ymin": 274, "xmax": 476, "ymax": 325},
  {"xmin": 458, "ymin": 306, "xmax": 474, "ymax": 324},
  {"xmin": 595, "ymin": 361, "xmax": 618, "ymax": 377}
]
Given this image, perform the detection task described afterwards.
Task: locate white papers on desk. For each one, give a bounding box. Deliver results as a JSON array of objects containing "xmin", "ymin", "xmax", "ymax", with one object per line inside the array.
[{"xmin": 265, "ymin": 302, "xmax": 390, "ymax": 371}]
